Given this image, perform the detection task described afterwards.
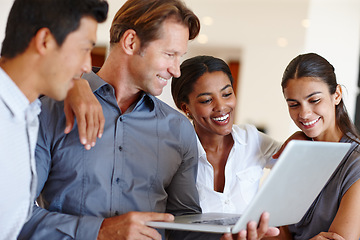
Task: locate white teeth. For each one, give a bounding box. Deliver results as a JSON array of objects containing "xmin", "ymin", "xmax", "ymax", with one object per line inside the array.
[
  {"xmin": 157, "ymin": 75, "xmax": 170, "ymax": 82},
  {"xmin": 302, "ymin": 118, "xmax": 319, "ymax": 126},
  {"xmin": 212, "ymin": 114, "xmax": 229, "ymax": 122}
]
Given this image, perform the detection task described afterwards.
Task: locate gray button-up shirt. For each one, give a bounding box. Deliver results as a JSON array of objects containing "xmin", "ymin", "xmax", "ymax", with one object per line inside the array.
[{"xmin": 19, "ymin": 70, "xmax": 202, "ymax": 239}]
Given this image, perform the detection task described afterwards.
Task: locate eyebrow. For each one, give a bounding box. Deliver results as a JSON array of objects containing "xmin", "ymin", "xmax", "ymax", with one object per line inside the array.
[
  {"xmin": 196, "ymin": 84, "xmax": 232, "ymax": 98},
  {"xmin": 286, "ymin": 91, "xmax": 322, "ymax": 102},
  {"xmin": 221, "ymin": 84, "xmax": 232, "ymax": 91}
]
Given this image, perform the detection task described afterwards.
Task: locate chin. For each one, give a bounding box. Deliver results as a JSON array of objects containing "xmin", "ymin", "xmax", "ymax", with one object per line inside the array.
[
  {"xmin": 53, "ymin": 91, "xmax": 67, "ymax": 101},
  {"xmin": 220, "ymin": 128, "xmax": 232, "ymax": 136}
]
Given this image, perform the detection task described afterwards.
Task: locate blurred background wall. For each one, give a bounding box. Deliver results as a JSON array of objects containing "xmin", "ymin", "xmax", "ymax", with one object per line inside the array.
[{"xmin": 0, "ymin": 0, "xmax": 359, "ymax": 142}]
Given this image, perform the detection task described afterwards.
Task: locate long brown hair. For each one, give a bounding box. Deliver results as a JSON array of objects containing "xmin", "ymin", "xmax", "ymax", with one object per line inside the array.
[{"xmin": 282, "ymin": 53, "xmax": 360, "ymax": 140}]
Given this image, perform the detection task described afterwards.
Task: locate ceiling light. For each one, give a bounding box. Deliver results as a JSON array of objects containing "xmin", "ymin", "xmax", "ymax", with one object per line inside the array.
[
  {"xmin": 302, "ymin": 19, "xmax": 310, "ymax": 28},
  {"xmin": 277, "ymin": 37, "xmax": 288, "ymax": 47},
  {"xmin": 197, "ymin": 34, "xmax": 208, "ymax": 44},
  {"xmin": 202, "ymin": 16, "xmax": 214, "ymax": 26}
]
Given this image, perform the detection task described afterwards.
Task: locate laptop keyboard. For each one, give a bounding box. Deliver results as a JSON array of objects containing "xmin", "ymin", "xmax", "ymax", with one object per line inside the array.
[{"xmin": 191, "ymin": 216, "xmax": 240, "ymax": 226}]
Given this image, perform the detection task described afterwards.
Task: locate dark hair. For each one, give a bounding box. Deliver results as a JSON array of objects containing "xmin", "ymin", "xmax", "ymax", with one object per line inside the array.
[
  {"xmin": 1, "ymin": 0, "xmax": 108, "ymax": 58},
  {"xmin": 172, "ymin": 55, "xmax": 234, "ymax": 110},
  {"xmin": 282, "ymin": 53, "xmax": 360, "ymax": 139},
  {"xmin": 110, "ymin": 0, "xmax": 200, "ymax": 49}
]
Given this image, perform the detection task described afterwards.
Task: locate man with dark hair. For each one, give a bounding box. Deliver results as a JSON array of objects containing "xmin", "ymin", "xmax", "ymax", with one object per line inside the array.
[{"xmin": 0, "ymin": 0, "xmax": 108, "ymax": 239}]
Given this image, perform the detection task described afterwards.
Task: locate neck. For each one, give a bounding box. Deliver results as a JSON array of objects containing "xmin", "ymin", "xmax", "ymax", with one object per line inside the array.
[
  {"xmin": 196, "ymin": 127, "xmax": 233, "ymax": 154},
  {"xmin": 0, "ymin": 57, "xmax": 39, "ymax": 102},
  {"xmin": 196, "ymin": 127, "xmax": 234, "ymax": 193},
  {"xmin": 313, "ymin": 126, "xmax": 344, "ymax": 142},
  {"xmin": 97, "ymin": 52, "xmax": 142, "ymax": 113}
]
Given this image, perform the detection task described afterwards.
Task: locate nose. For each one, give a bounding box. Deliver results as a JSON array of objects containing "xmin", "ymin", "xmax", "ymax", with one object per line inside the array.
[
  {"xmin": 299, "ymin": 105, "xmax": 312, "ymax": 119},
  {"xmin": 81, "ymin": 53, "xmax": 92, "ymax": 73},
  {"xmin": 169, "ymin": 58, "xmax": 181, "ymax": 78},
  {"xmin": 213, "ymin": 98, "xmax": 227, "ymax": 112}
]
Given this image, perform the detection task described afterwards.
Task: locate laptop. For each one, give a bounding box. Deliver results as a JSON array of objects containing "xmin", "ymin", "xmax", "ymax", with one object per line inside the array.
[{"xmin": 146, "ymin": 140, "xmax": 351, "ymax": 234}]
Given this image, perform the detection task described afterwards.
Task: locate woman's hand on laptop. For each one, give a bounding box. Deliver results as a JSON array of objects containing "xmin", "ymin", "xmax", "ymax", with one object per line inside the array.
[
  {"xmin": 309, "ymin": 232, "xmax": 345, "ymax": 240},
  {"xmin": 220, "ymin": 212, "xmax": 280, "ymax": 240},
  {"xmin": 272, "ymin": 131, "xmax": 310, "ymax": 159}
]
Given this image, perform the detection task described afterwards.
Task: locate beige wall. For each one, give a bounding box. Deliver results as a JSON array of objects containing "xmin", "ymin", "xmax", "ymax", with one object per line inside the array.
[{"xmin": 1, "ymin": 0, "xmax": 359, "ymax": 142}]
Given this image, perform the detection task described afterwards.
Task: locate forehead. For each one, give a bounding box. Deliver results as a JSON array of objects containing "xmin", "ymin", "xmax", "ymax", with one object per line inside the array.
[
  {"xmin": 62, "ymin": 16, "xmax": 97, "ymax": 46},
  {"xmin": 193, "ymin": 71, "xmax": 232, "ymax": 92},
  {"xmin": 284, "ymin": 77, "xmax": 329, "ymax": 97},
  {"xmin": 149, "ymin": 18, "xmax": 189, "ymax": 51}
]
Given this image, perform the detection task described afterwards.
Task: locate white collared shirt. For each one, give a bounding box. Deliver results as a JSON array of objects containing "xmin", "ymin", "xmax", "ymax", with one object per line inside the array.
[
  {"xmin": 196, "ymin": 124, "xmax": 281, "ymax": 214},
  {"xmin": 0, "ymin": 67, "xmax": 40, "ymax": 240}
]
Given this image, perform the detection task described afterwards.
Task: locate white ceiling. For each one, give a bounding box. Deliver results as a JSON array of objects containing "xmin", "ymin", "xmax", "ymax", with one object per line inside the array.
[
  {"xmin": 0, "ymin": 0, "xmax": 310, "ymax": 58},
  {"xmin": 95, "ymin": 0, "xmax": 310, "ymax": 54}
]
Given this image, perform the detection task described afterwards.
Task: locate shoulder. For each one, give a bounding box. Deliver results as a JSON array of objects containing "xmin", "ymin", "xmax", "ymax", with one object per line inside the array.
[
  {"xmin": 336, "ymin": 135, "xmax": 360, "ymax": 193},
  {"xmin": 232, "ymin": 124, "xmax": 263, "ymax": 141},
  {"xmin": 38, "ymin": 96, "xmax": 66, "ymax": 134},
  {"xmin": 151, "ymin": 96, "xmax": 191, "ymax": 124},
  {"xmin": 151, "ymin": 96, "xmax": 180, "ymax": 115},
  {"xmin": 150, "ymin": 96, "xmax": 196, "ymax": 141},
  {"xmin": 39, "ymin": 96, "xmax": 65, "ymax": 119},
  {"xmin": 342, "ymin": 135, "xmax": 360, "ymax": 163},
  {"xmin": 232, "ymin": 124, "xmax": 258, "ymax": 133}
]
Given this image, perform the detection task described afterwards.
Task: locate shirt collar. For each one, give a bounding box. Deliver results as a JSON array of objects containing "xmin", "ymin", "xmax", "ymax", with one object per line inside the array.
[
  {"xmin": 82, "ymin": 67, "xmax": 108, "ymax": 93},
  {"xmin": 230, "ymin": 125, "xmax": 247, "ymax": 146},
  {"xmin": 82, "ymin": 69, "xmax": 155, "ymax": 112},
  {"xmin": 197, "ymin": 125, "xmax": 247, "ymax": 160}
]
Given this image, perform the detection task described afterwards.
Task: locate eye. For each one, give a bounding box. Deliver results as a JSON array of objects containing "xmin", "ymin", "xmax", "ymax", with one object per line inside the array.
[
  {"xmin": 165, "ymin": 52, "xmax": 175, "ymax": 58},
  {"xmin": 288, "ymin": 103, "xmax": 299, "ymax": 108},
  {"xmin": 310, "ymin": 99, "xmax": 320, "ymax": 104},
  {"xmin": 199, "ymin": 98, "xmax": 212, "ymax": 104},
  {"xmin": 83, "ymin": 48, "xmax": 92, "ymax": 54},
  {"xmin": 223, "ymin": 92, "xmax": 233, "ymax": 98}
]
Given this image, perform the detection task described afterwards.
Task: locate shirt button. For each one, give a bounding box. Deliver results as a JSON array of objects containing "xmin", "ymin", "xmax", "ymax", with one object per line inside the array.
[
  {"xmin": 116, "ymin": 178, "xmax": 120, "ymax": 184},
  {"xmin": 119, "ymin": 117, "xmax": 123, "ymax": 122},
  {"xmin": 118, "ymin": 146, "xmax": 123, "ymax": 151},
  {"xmin": 115, "ymin": 211, "xmax": 119, "ymax": 216}
]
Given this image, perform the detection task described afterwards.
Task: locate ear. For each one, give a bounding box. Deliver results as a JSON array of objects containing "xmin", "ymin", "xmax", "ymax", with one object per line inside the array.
[
  {"xmin": 33, "ymin": 28, "xmax": 57, "ymax": 55},
  {"xmin": 334, "ymin": 84, "xmax": 342, "ymax": 105},
  {"xmin": 121, "ymin": 29, "xmax": 140, "ymax": 55},
  {"xmin": 180, "ymin": 102, "xmax": 192, "ymax": 119},
  {"xmin": 180, "ymin": 102, "xmax": 188, "ymax": 114}
]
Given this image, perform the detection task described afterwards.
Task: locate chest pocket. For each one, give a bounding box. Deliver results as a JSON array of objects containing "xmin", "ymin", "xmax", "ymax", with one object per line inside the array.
[{"xmin": 236, "ymin": 166, "xmax": 263, "ymax": 204}]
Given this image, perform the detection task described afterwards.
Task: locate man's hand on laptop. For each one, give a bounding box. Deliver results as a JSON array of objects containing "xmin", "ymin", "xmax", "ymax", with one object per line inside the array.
[
  {"xmin": 97, "ymin": 211, "xmax": 174, "ymax": 240},
  {"xmin": 220, "ymin": 212, "xmax": 280, "ymax": 240}
]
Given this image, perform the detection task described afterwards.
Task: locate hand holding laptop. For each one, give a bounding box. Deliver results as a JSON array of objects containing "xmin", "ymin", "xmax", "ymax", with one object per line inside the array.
[
  {"xmin": 221, "ymin": 212, "xmax": 280, "ymax": 240},
  {"xmin": 147, "ymin": 141, "xmax": 350, "ymax": 236},
  {"xmin": 98, "ymin": 211, "xmax": 174, "ymax": 240}
]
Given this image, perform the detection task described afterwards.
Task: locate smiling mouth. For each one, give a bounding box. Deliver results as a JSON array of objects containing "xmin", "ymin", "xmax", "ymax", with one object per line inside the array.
[
  {"xmin": 212, "ymin": 113, "xmax": 230, "ymax": 122},
  {"xmin": 301, "ymin": 117, "xmax": 320, "ymax": 127},
  {"xmin": 157, "ymin": 75, "xmax": 171, "ymax": 83}
]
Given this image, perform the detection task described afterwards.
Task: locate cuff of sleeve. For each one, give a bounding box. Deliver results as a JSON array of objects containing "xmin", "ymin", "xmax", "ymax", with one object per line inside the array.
[{"xmin": 76, "ymin": 215, "xmax": 104, "ymax": 240}]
